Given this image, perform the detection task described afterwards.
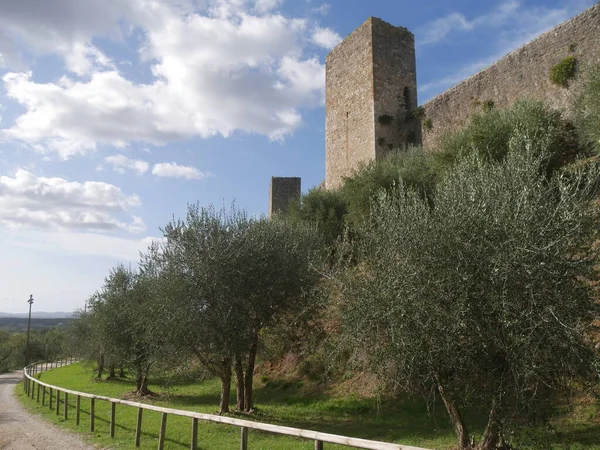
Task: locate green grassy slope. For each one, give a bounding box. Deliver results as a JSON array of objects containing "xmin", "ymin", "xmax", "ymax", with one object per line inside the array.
[{"xmin": 16, "ymin": 363, "xmax": 600, "ymax": 450}]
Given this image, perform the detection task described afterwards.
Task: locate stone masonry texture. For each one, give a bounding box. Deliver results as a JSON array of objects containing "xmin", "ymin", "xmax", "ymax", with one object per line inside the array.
[
  {"xmin": 325, "ymin": 18, "xmax": 418, "ymax": 190},
  {"xmin": 324, "ymin": 2, "xmax": 600, "ymax": 189},
  {"xmin": 269, "ymin": 177, "xmax": 301, "ymax": 217}
]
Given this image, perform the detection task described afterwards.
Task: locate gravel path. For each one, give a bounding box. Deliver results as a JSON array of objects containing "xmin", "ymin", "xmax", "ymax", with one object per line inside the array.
[{"xmin": 0, "ymin": 371, "xmax": 99, "ymax": 450}]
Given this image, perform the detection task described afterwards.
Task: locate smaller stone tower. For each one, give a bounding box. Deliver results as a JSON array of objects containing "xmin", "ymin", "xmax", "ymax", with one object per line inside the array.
[
  {"xmin": 269, "ymin": 177, "xmax": 301, "ymax": 217},
  {"xmin": 325, "ymin": 17, "xmax": 419, "ymax": 189}
]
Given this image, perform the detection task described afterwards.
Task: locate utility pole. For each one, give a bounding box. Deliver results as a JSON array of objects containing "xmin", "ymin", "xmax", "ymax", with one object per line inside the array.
[{"xmin": 25, "ymin": 294, "xmax": 34, "ymax": 366}]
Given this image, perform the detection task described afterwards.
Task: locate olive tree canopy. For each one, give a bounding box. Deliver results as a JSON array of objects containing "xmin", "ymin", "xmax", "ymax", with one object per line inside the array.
[{"xmin": 336, "ymin": 136, "xmax": 600, "ymax": 450}]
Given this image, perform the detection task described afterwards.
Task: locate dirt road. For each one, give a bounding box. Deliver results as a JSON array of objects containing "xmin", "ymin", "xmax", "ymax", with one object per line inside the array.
[{"xmin": 0, "ymin": 371, "xmax": 99, "ymax": 449}]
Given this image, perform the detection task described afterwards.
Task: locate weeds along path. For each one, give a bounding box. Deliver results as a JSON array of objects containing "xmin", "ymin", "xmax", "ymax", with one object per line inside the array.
[{"xmin": 0, "ymin": 371, "xmax": 99, "ymax": 450}]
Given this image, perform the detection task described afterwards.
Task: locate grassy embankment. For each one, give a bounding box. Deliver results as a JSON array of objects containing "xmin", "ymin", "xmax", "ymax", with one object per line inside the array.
[{"xmin": 16, "ymin": 363, "xmax": 600, "ymax": 450}]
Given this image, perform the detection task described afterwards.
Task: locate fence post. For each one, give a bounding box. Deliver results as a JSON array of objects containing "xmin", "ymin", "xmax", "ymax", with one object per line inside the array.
[
  {"xmin": 191, "ymin": 418, "xmax": 198, "ymax": 450},
  {"xmin": 56, "ymin": 390, "xmax": 61, "ymax": 415},
  {"xmin": 158, "ymin": 413, "xmax": 167, "ymax": 450},
  {"xmin": 49, "ymin": 388, "xmax": 53, "ymax": 410},
  {"xmin": 42, "ymin": 386, "xmax": 46, "ymax": 406},
  {"xmin": 64, "ymin": 392, "xmax": 68, "ymax": 420},
  {"xmin": 240, "ymin": 427, "xmax": 248, "ymax": 450},
  {"xmin": 110, "ymin": 402, "xmax": 116, "ymax": 438},
  {"xmin": 90, "ymin": 398, "xmax": 95, "ymax": 432},
  {"xmin": 135, "ymin": 407, "xmax": 143, "ymax": 447},
  {"xmin": 76, "ymin": 395, "xmax": 81, "ymax": 426},
  {"xmin": 315, "ymin": 440, "xmax": 324, "ymax": 450},
  {"xmin": 36, "ymin": 383, "xmax": 40, "ymax": 403},
  {"xmin": 31, "ymin": 380, "xmax": 35, "ymax": 399}
]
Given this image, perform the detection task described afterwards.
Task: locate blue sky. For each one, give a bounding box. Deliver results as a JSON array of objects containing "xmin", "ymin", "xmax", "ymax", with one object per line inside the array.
[{"xmin": 0, "ymin": 0, "xmax": 595, "ymax": 314}]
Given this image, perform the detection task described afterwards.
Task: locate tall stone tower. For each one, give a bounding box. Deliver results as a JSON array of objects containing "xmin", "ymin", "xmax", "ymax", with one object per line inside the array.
[
  {"xmin": 269, "ymin": 177, "xmax": 301, "ymax": 217},
  {"xmin": 325, "ymin": 17, "xmax": 419, "ymax": 190}
]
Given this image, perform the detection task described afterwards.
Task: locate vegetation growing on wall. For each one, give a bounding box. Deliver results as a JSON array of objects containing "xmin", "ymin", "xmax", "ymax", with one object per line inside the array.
[
  {"xmin": 422, "ymin": 117, "xmax": 433, "ymax": 131},
  {"xmin": 482, "ymin": 99, "xmax": 495, "ymax": 112},
  {"xmin": 550, "ymin": 55, "xmax": 578, "ymax": 87},
  {"xmin": 377, "ymin": 114, "xmax": 394, "ymax": 125},
  {"xmin": 410, "ymin": 106, "xmax": 426, "ymax": 121}
]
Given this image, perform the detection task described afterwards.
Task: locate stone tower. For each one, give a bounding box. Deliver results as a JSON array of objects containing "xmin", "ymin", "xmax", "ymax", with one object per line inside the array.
[
  {"xmin": 325, "ymin": 17, "xmax": 419, "ymax": 190},
  {"xmin": 269, "ymin": 177, "xmax": 301, "ymax": 217}
]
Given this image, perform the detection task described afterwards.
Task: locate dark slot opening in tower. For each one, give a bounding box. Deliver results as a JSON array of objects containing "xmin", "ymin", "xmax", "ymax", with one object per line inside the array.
[{"xmin": 403, "ymin": 86, "xmax": 411, "ymax": 112}]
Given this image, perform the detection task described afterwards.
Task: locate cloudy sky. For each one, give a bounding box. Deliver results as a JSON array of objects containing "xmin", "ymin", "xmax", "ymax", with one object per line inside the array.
[{"xmin": 0, "ymin": 0, "xmax": 594, "ymax": 314}]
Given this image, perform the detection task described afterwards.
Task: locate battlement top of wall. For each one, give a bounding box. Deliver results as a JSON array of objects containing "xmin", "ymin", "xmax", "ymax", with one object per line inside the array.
[
  {"xmin": 368, "ymin": 17, "xmax": 413, "ymax": 35},
  {"xmin": 271, "ymin": 176, "xmax": 301, "ymax": 182},
  {"xmin": 326, "ymin": 16, "xmax": 414, "ymax": 60}
]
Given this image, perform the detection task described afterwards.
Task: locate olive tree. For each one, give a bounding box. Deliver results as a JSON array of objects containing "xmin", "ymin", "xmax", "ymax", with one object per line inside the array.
[
  {"xmin": 158, "ymin": 204, "xmax": 322, "ymax": 413},
  {"xmin": 232, "ymin": 217, "xmax": 323, "ymax": 412},
  {"xmin": 86, "ymin": 265, "xmax": 137, "ymax": 379},
  {"xmin": 335, "ymin": 136, "xmax": 600, "ymax": 450}
]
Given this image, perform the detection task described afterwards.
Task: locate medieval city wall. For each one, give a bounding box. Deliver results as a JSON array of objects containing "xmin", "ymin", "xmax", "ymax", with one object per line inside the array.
[{"xmin": 421, "ymin": 2, "xmax": 600, "ymax": 148}]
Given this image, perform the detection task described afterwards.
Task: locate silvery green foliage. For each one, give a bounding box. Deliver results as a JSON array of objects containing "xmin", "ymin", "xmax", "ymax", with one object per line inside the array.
[
  {"xmin": 155, "ymin": 203, "xmax": 323, "ymax": 410},
  {"xmin": 337, "ymin": 134, "xmax": 600, "ymax": 437},
  {"xmin": 437, "ymin": 100, "xmax": 581, "ymax": 172},
  {"xmin": 575, "ymin": 63, "xmax": 600, "ymax": 153}
]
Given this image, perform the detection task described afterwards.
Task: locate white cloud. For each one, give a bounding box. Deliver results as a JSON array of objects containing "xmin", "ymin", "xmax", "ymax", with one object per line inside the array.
[
  {"xmin": 311, "ymin": 4, "xmax": 331, "ymax": 16},
  {"xmin": 311, "ymin": 27, "xmax": 342, "ymax": 49},
  {"xmin": 278, "ymin": 56, "xmax": 325, "ymax": 99},
  {"xmin": 254, "ymin": 0, "xmax": 283, "ymax": 14},
  {"xmin": 152, "ymin": 162, "xmax": 212, "ymax": 180},
  {"xmin": 105, "ymin": 154, "xmax": 149, "ymax": 175},
  {"xmin": 0, "ymin": 0, "xmax": 136, "ymax": 74},
  {"xmin": 3, "ymin": 229, "xmax": 160, "ymax": 261},
  {"xmin": 419, "ymin": 1, "xmax": 520, "ymax": 45},
  {"xmin": 0, "ymin": 169, "xmax": 144, "ymax": 232},
  {"xmin": 419, "ymin": 57, "xmax": 496, "ymax": 95},
  {"xmin": 0, "ymin": 0, "xmax": 337, "ymax": 155}
]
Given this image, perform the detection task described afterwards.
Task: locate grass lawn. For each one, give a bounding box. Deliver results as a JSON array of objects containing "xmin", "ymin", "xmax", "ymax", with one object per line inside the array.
[{"xmin": 16, "ymin": 363, "xmax": 600, "ymax": 450}]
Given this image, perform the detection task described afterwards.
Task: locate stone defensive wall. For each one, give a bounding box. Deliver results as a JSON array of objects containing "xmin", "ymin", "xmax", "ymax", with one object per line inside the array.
[{"xmin": 421, "ymin": 2, "xmax": 600, "ymax": 149}]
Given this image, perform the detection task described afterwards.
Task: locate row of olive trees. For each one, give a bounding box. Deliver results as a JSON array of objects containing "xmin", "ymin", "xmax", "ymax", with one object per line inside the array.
[{"xmin": 72, "ymin": 206, "xmax": 323, "ymax": 413}]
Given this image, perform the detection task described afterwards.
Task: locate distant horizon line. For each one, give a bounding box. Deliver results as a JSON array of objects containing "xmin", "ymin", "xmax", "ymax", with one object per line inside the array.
[{"xmin": 0, "ymin": 311, "xmax": 75, "ymax": 318}]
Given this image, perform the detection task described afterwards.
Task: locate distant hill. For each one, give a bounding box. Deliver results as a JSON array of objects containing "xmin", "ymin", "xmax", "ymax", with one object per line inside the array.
[
  {"xmin": 0, "ymin": 317, "xmax": 74, "ymax": 332},
  {"xmin": 0, "ymin": 311, "xmax": 73, "ymax": 319}
]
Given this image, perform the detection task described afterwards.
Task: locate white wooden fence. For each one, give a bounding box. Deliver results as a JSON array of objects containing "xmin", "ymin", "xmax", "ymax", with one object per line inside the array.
[{"xmin": 23, "ymin": 360, "xmax": 431, "ymax": 450}]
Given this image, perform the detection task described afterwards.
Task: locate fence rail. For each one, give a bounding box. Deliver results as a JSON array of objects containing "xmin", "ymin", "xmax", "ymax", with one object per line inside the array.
[{"xmin": 23, "ymin": 360, "xmax": 431, "ymax": 450}]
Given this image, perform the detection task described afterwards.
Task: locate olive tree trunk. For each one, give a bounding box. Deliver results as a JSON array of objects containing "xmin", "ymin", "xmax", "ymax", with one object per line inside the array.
[
  {"xmin": 234, "ymin": 355, "xmax": 245, "ymax": 411},
  {"xmin": 436, "ymin": 379, "xmax": 470, "ymax": 450},
  {"xmin": 218, "ymin": 359, "xmax": 233, "ymax": 414},
  {"xmin": 478, "ymin": 403, "xmax": 500, "ymax": 450},
  {"xmin": 96, "ymin": 352, "xmax": 105, "ymax": 379},
  {"xmin": 242, "ymin": 331, "xmax": 258, "ymax": 413}
]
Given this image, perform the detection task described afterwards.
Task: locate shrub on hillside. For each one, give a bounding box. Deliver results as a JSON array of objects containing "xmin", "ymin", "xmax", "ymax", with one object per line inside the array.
[
  {"xmin": 574, "ymin": 62, "xmax": 600, "ymax": 153},
  {"xmin": 340, "ymin": 148, "xmax": 436, "ymax": 227},
  {"xmin": 289, "ymin": 187, "xmax": 348, "ymax": 250},
  {"xmin": 435, "ymin": 100, "xmax": 582, "ymax": 174}
]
